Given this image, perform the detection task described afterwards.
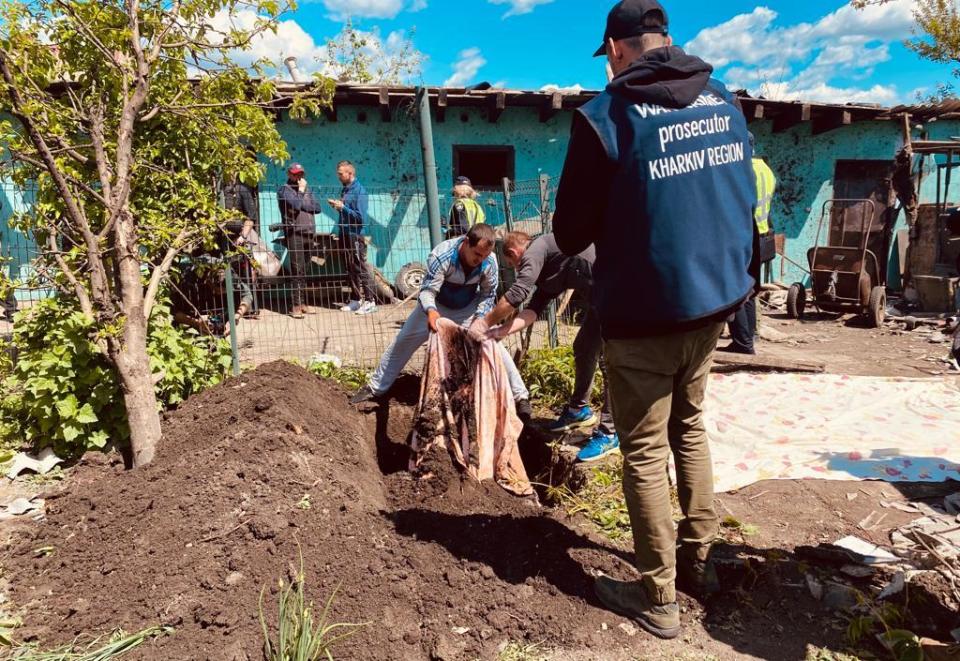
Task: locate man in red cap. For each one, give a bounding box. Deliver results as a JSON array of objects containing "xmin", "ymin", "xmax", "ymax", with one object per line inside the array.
[
  {"xmin": 553, "ymin": 0, "xmax": 759, "ymax": 640},
  {"xmin": 278, "ymin": 163, "xmax": 322, "ymax": 318}
]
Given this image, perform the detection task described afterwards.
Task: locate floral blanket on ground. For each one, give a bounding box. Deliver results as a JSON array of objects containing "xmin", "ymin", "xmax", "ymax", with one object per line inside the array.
[{"xmin": 704, "ymin": 373, "xmax": 960, "ymax": 492}]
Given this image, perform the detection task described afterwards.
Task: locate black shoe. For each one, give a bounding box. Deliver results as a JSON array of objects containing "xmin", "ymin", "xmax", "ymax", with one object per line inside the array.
[
  {"xmin": 349, "ymin": 385, "xmax": 379, "ymax": 406},
  {"xmin": 515, "ymin": 398, "xmax": 532, "ymax": 423},
  {"xmin": 717, "ymin": 343, "xmax": 756, "ymax": 355}
]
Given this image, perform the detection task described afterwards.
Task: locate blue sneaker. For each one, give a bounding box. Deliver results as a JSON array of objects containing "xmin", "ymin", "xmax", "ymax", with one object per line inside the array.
[
  {"xmin": 577, "ymin": 430, "xmax": 620, "ymax": 463},
  {"xmin": 545, "ymin": 406, "xmax": 599, "ymax": 432}
]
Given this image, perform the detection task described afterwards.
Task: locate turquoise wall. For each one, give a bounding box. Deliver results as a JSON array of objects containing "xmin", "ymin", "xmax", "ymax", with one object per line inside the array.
[
  {"xmin": 266, "ymin": 106, "xmax": 960, "ymax": 288},
  {"xmin": 263, "ymin": 106, "xmax": 574, "ymax": 283},
  {"xmin": 709, "ymin": 118, "xmax": 960, "ymax": 288},
  {"xmin": 3, "ymin": 104, "xmax": 959, "ymax": 297}
]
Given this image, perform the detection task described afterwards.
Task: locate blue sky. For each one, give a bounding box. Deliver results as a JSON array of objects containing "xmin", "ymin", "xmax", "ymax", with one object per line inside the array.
[{"xmin": 226, "ymin": 0, "xmax": 948, "ymax": 106}]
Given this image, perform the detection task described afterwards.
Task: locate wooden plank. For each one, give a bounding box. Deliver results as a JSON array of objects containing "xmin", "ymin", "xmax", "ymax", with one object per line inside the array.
[
  {"xmin": 811, "ymin": 109, "xmax": 852, "ymax": 136},
  {"xmin": 488, "ymin": 92, "xmax": 506, "ymax": 123},
  {"xmin": 436, "ymin": 88, "xmax": 448, "ymax": 123},
  {"xmin": 539, "ymin": 92, "xmax": 563, "ymax": 123},
  {"xmin": 711, "ymin": 353, "xmax": 826, "ymax": 374},
  {"xmin": 379, "ymin": 87, "xmax": 391, "ymax": 122},
  {"xmin": 772, "ymin": 104, "xmax": 811, "ymax": 133}
]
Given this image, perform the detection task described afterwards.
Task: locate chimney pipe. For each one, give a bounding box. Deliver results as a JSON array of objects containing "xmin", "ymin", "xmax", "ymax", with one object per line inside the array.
[{"xmin": 284, "ymin": 56, "xmax": 304, "ymax": 83}]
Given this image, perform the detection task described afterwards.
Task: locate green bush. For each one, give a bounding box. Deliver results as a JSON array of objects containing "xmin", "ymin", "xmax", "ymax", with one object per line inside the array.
[
  {"xmin": 0, "ymin": 297, "xmax": 232, "ymax": 458},
  {"xmin": 520, "ymin": 346, "xmax": 603, "ymax": 411},
  {"xmin": 307, "ymin": 358, "xmax": 368, "ymax": 392}
]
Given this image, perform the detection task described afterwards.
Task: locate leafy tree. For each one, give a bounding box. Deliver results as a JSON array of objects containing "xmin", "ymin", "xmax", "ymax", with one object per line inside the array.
[
  {"xmin": 0, "ymin": 0, "xmax": 332, "ymax": 467},
  {"xmin": 852, "ymin": 0, "xmax": 960, "ymax": 99},
  {"xmin": 322, "ymin": 19, "xmax": 423, "ymax": 84}
]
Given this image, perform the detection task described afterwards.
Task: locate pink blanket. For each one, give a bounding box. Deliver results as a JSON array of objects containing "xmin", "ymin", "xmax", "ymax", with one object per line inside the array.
[{"xmin": 409, "ymin": 318, "xmax": 532, "ymax": 496}]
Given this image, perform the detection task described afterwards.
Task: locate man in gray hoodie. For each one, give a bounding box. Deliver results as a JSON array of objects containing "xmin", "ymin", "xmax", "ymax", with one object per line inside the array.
[{"xmin": 482, "ymin": 231, "xmax": 616, "ymax": 462}]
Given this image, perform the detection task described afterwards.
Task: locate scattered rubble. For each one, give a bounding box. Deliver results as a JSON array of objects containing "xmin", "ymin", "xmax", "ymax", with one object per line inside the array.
[{"xmin": 5, "ymin": 448, "xmax": 62, "ymax": 480}]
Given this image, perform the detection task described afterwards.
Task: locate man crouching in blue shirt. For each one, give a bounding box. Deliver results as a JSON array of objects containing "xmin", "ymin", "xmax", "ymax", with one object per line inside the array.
[{"xmin": 350, "ymin": 224, "xmax": 531, "ymax": 421}]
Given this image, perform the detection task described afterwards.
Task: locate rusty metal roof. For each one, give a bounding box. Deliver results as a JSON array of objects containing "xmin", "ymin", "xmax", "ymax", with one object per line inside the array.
[
  {"xmin": 886, "ymin": 99, "xmax": 960, "ymax": 122},
  {"xmin": 268, "ymin": 82, "xmax": 960, "ymax": 131}
]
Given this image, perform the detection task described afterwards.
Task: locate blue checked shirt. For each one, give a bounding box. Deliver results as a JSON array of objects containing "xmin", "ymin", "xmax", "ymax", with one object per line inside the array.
[{"xmin": 419, "ymin": 238, "xmax": 498, "ymax": 318}]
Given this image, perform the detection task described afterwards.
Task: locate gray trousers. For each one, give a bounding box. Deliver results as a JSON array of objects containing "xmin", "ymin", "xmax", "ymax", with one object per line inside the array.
[
  {"xmin": 369, "ymin": 302, "xmax": 529, "ymax": 402},
  {"xmin": 571, "ymin": 305, "xmax": 615, "ymax": 436}
]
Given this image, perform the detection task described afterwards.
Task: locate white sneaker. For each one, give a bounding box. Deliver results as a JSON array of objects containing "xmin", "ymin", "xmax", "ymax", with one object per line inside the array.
[
  {"xmin": 356, "ymin": 301, "xmax": 377, "ymax": 316},
  {"xmin": 340, "ymin": 300, "xmax": 361, "ymax": 313}
]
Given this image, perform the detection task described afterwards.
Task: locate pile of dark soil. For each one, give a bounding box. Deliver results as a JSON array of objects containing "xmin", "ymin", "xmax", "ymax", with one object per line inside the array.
[{"xmin": 7, "ymin": 362, "xmax": 635, "ymax": 660}]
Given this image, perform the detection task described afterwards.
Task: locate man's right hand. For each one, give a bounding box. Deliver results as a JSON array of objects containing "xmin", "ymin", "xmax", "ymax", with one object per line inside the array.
[
  {"xmin": 298, "ymin": 178, "xmax": 308, "ymax": 193},
  {"xmin": 427, "ymin": 309, "xmax": 442, "ymax": 332},
  {"xmin": 487, "ymin": 324, "xmax": 510, "ymax": 341}
]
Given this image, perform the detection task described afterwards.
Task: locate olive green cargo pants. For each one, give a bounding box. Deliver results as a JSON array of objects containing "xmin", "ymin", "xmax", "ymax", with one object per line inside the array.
[{"xmin": 604, "ymin": 322, "xmax": 723, "ymax": 605}]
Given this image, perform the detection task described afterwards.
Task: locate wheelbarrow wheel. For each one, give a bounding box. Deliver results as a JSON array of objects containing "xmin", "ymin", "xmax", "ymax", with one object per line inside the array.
[
  {"xmin": 786, "ymin": 283, "xmax": 806, "ymax": 319},
  {"xmin": 395, "ymin": 262, "xmax": 426, "ymax": 299},
  {"xmin": 868, "ymin": 286, "xmax": 886, "ymax": 328}
]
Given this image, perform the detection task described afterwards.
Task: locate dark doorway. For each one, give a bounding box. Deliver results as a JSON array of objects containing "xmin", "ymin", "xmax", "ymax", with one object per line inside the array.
[{"xmin": 453, "ymin": 145, "xmax": 515, "ymax": 190}]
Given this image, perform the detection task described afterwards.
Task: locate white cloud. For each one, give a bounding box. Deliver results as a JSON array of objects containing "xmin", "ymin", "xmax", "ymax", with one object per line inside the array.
[
  {"xmin": 444, "ymin": 48, "xmax": 486, "ymax": 87},
  {"xmin": 684, "ymin": 1, "xmax": 916, "ymax": 104},
  {"xmin": 760, "ymin": 82, "xmax": 900, "ymax": 105},
  {"xmin": 488, "ymin": 0, "xmax": 554, "ymax": 18},
  {"xmin": 208, "ymin": 11, "xmax": 425, "ymax": 83},
  {"xmin": 208, "ymin": 9, "xmax": 328, "ymax": 74},
  {"xmin": 540, "ymin": 83, "xmax": 584, "ymax": 94},
  {"xmin": 315, "ymin": 0, "xmax": 424, "ymax": 20}
]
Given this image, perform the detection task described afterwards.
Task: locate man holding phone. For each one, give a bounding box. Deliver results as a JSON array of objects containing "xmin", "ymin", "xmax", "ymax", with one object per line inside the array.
[{"xmin": 329, "ymin": 161, "xmax": 378, "ymax": 316}]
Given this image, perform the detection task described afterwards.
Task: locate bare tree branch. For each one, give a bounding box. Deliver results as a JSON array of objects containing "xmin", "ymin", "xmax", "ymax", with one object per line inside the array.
[
  {"xmin": 143, "ymin": 226, "xmax": 197, "ymax": 319},
  {"xmin": 46, "ymin": 226, "xmax": 95, "ymax": 320}
]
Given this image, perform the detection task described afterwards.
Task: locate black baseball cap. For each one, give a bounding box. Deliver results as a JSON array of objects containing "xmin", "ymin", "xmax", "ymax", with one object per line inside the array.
[
  {"xmin": 455, "ymin": 176, "xmax": 473, "ymax": 187},
  {"xmin": 593, "ymin": 0, "xmax": 669, "ymax": 57}
]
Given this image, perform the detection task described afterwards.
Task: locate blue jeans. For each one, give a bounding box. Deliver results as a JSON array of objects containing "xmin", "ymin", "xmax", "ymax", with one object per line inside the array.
[
  {"xmin": 369, "ymin": 303, "xmax": 529, "ymax": 402},
  {"xmin": 727, "ymin": 298, "xmax": 757, "ymax": 354}
]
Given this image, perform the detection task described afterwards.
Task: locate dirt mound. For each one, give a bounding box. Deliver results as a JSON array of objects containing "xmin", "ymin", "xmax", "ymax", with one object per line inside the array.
[{"xmin": 7, "ymin": 362, "xmax": 635, "ymax": 660}]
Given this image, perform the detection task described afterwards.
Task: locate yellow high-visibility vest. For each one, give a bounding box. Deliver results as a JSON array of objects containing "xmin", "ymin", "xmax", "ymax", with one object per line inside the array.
[
  {"xmin": 458, "ymin": 197, "xmax": 486, "ymax": 227},
  {"xmin": 753, "ymin": 157, "xmax": 776, "ymax": 235}
]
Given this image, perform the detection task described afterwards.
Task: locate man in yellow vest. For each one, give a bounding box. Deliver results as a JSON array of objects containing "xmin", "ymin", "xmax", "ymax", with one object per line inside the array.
[
  {"xmin": 445, "ymin": 176, "xmax": 486, "ymax": 239},
  {"xmin": 722, "ymin": 136, "xmax": 776, "ymax": 355}
]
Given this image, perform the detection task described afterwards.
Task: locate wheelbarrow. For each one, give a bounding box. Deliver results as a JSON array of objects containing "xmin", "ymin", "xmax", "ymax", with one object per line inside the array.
[{"xmin": 786, "ymin": 199, "xmax": 888, "ymax": 328}]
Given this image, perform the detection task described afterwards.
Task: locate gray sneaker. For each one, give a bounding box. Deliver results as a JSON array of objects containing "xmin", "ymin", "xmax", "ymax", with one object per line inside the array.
[{"xmin": 594, "ymin": 576, "xmax": 681, "ymax": 640}]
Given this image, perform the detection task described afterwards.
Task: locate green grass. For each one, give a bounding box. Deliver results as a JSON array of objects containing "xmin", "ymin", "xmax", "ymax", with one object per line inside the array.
[
  {"xmin": 259, "ymin": 552, "xmax": 368, "ymax": 661},
  {"xmin": 548, "ymin": 459, "xmax": 632, "ymax": 541},
  {"xmin": 305, "ymin": 359, "xmax": 369, "ymax": 392},
  {"xmin": 497, "ymin": 641, "xmax": 550, "ymax": 661},
  {"xmin": 520, "ymin": 346, "xmax": 602, "ymax": 411},
  {"xmin": 9, "ymin": 626, "xmax": 171, "ymax": 660},
  {"xmin": 548, "ymin": 459, "xmax": 684, "ymax": 542}
]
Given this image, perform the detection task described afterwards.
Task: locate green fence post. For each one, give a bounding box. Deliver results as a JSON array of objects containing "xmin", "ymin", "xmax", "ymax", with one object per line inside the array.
[
  {"xmin": 417, "ymin": 87, "xmax": 444, "ymax": 249},
  {"xmin": 224, "ymin": 264, "xmax": 240, "ymax": 376}
]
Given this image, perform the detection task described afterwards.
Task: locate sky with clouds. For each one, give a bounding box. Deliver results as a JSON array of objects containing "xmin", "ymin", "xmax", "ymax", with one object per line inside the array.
[{"xmin": 231, "ymin": 0, "xmax": 951, "ymax": 106}]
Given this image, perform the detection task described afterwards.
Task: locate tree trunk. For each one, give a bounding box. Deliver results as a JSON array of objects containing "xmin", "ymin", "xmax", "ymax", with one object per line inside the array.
[
  {"xmin": 115, "ymin": 344, "xmax": 162, "ymax": 468},
  {"xmin": 111, "ymin": 208, "xmax": 162, "ymax": 468}
]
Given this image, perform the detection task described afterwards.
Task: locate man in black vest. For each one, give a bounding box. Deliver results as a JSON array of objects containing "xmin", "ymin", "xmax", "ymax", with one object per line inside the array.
[{"xmin": 553, "ymin": 0, "xmax": 759, "ymax": 639}]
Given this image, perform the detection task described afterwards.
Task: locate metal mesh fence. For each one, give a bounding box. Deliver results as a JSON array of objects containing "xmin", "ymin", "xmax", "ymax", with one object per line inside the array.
[{"xmin": 0, "ymin": 175, "xmax": 579, "ymax": 373}]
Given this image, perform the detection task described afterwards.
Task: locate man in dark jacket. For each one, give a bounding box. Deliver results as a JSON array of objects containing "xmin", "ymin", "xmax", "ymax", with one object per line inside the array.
[
  {"xmin": 552, "ymin": 0, "xmax": 758, "ymax": 640},
  {"xmin": 482, "ymin": 231, "xmax": 616, "ymax": 459},
  {"xmin": 328, "ymin": 161, "xmax": 377, "ymax": 315},
  {"xmin": 223, "ymin": 174, "xmax": 261, "ymax": 319},
  {"xmin": 278, "ymin": 163, "xmax": 322, "ymax": 319}
]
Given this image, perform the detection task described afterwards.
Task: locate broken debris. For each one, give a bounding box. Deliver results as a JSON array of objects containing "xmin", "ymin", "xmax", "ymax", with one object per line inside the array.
[{"xmin": 6, "ymin": 447, "xmax": 63, "ymax": 480}]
